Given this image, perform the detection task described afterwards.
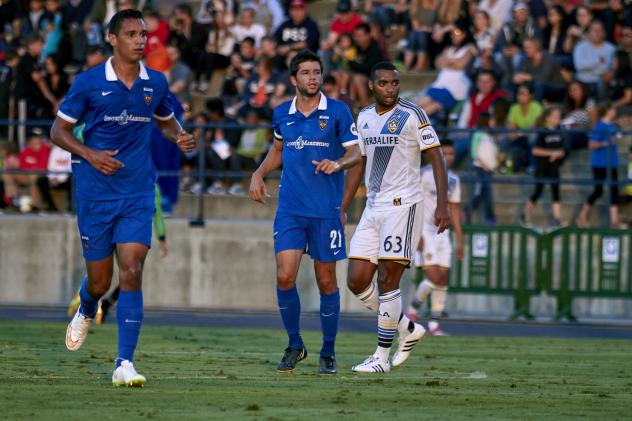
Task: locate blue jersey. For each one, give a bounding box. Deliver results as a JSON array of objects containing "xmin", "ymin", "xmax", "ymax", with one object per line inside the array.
[
  {"xmin": 58, "ymin": 57, "xmax": 174, "ymax": 201},
  {"xmin": 590, "ymin": 120, "xmax": 619, "ymax": 169},
  {"xmin": 273, "ymin": 93, "xmax": 358, "ymax": 218}
]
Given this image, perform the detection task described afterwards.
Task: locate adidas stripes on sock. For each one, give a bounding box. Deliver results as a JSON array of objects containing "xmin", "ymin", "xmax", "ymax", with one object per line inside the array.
[{"xmin": 375, "ymin": 289, "xmax": 401, "ymax": 361}]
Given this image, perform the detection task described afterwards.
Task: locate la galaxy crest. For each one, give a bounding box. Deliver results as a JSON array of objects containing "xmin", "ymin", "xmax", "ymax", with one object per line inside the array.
[
  {"xmin": 387, "ymin": 118, "xmax": 398, "ymax": 133},
  {"xmin": 319, "ymin": 115, "xmax": 329, "ymax": 130}
]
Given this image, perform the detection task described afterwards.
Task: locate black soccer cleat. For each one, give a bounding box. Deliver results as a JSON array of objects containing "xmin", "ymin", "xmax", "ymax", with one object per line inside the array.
[
  {"xmin": 318, "ymin": 355, "xmax": 337, "ymax": 374},
  {"xmin": 276, "ymin": 347, "xmax": 307, "ymax": 373}
]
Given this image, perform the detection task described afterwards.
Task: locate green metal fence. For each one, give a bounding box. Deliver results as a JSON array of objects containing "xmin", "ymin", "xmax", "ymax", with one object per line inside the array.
[
  {"xmin": 450, "ymin": 225, "xmax": 543, "ymax": 320},
  {"xmin": 445, "ymin": 225, "xmax": 632, "ymax": 320}
]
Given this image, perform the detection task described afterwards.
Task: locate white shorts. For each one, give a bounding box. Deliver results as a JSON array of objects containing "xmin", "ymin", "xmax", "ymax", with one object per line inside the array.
[
  {"xmin": 413, "ymin": 226, "xmax": 452, "ymax": 268},
  {"xmin": 349, "ymin": 202, "xmax": 423, "ymax": 266}
]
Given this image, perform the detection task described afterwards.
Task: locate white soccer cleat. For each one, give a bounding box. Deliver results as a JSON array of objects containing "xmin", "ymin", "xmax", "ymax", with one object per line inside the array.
[
  {"xmin": 352, "ymin": 355, "xmax": 390, "ymax": 373},
  {"xmin": 112, "ymin": 360, "xmax": 146, "ymax": 388},
  {"xmin": 65, "ymin": 309, "xmax": 92, "ymax": 351},
  {"xmin": 391, "ymin": 322, "xmax": 425, "ymax": 367}
]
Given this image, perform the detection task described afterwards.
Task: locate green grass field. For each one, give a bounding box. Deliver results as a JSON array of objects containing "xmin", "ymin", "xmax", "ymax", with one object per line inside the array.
[{"xmin": 1, "ymin": 320, "xmax": 631, "ymax": 420}]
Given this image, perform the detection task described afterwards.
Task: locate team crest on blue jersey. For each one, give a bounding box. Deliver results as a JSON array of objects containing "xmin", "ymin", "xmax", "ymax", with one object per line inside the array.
[
  {"xmin": 143, "ymin": 87, "xmax": 153, "ymax": 105},
  {"xmin": 319, "ymin": 115, "xmax": 329, "ymax": 130},
  {"xmin": 144, "ymin": 94, "xmax": 152, "ymax": 105},
  {"xmin": 388, "ymin": 119, "xmax": 398, "ymax": 133}
]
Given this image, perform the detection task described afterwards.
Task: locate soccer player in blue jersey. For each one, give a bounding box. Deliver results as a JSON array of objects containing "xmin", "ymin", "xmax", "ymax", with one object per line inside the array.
[
  {"xmin": 249, "ymin": 50, "xmax": 361, "ymax": 374},
  {"xmin": 50, "ymin": 10, "xmax": 195, "ymax": 387}
]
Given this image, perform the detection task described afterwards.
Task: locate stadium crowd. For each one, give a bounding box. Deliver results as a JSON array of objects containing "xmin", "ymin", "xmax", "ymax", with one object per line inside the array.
[{"xmin": 0, "ymin": 0, "xmax": 631, "ymax": 225}]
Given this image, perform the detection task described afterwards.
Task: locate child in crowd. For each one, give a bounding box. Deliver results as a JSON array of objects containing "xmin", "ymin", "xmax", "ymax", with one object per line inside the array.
[
  {"xmin": 520, "ymin": 107, "xmax": 567, "ymax": 226},
  {"xmin": 577, "ymin": 102, "xmax": 621, "ymax": 228},
  {"xmin": 466, "ymin": 112, "xmax": 497, "ymax": 225}
]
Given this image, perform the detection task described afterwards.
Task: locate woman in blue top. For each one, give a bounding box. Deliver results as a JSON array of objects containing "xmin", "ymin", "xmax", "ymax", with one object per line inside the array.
[{"xmin": 577, "ymin": 102, "xmax": 621, "ymax": 227}]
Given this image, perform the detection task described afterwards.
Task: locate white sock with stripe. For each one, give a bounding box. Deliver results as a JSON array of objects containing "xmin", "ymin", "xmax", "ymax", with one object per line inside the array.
[
  {"xmin": 355, "ymin": 282, "xmax": 378, "ymax": 312},
  {"xmin": 374, "ymin": 289, "xmax": 401, "ymax": 362}
]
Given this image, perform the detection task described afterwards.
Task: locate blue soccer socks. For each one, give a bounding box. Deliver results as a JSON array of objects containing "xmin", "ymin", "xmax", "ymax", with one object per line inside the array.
[
  {"xmin": 277, "ymin": 287, "xmax": 304, "ymax": 349},
  {"xmin": 116, "ymin": 290, "xmax": 144, "ymax": 367},
  {"xmin": 319, "ymin": 289, "xmax": 340, "ymax": 357},
  {"xmin": 78, "ymin": 276, "xmax": 100, "ymax": 318}
]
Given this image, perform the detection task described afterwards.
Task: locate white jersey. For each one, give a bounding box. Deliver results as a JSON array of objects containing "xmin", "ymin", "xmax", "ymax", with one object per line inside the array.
[
  {"xmin": 420, "ymin": 165, "xmax": 461, "ymax": 227},
  {"xmin": 357, "ymin": 98, "xmax": 441, "ymax": 209}
]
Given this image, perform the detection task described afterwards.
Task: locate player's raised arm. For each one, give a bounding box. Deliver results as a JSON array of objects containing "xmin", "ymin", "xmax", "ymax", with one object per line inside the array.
[
  {"xmin": 425, "ymin": 146, "xmax": 450, "ymax": 233},
  {"xmin": 250, "ymin": 139, "xmax": 283, "ymax": 204},
  {"xmin": 50, "ymin": 117, "xmax": 123, "ymax": 176}
]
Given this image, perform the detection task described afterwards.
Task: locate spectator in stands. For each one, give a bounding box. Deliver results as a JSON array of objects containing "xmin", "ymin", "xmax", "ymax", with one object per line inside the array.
[
  {"xmin": 416, "ymin": 24, "xmax": 475, "ymax": 117},
  {"xmin": 520, "ymin": 106, "xmax": 566, "ymax": 226},
  {"xmin": 222, "ymin": 36, "xmax": 256, "ymax": 100},
  {"xmin": 320, "ymin": 0, "xmax": 363, "ymax": 75},
  {"xmin": 404, "ymin": 0, "xmax": 440, "ymax": 72},
  {"xmin": 497, "ymin": 2, "xmax": 541, "ymax": 80},
  {"xmin": 82, "ymin": 44, "xmax": 106, "ymax": 71},
  {"xmin": 144, "ymin": 9, "xmax": 170, "ymax": 59},
  {"xmin": 40, "ymin": 0, "xmax": 63, "ymax": 59},
  {"xmin": 430, "ymin": 0, "xmax": 465, "ymax": 54},
  {"xmin": 88, "ymin": 0, "xmax": 135, "ymax": 29},
  {"xmin": 586, "ymin": 0, "xmax": 618, "ymax": 42},
  {"xmin": 0, "ymin": 50, "xmax": 18, "ymax": 137},
  {"xmin": 168, "ymin": 3, "xmax": 209, "ymax": 73},
  {"xmin": 472, "ymin": 9, "xmax": 495, "ymax": 54},
  {"xmin": 42, "ymin": 53, "xmax": 68, "ymax": 117},
  {"xmin": 196, "ymin": 0, "xmax": 236, "ymax": 27},
  {"xmin": 194, "ymin": 7, "xmax": 235, "ymax": 93},
  {"xmin": 563, "ymin": 5, "xmax": 592, "ymax": 54},
  {"xmin": 259, "ymin": 35, "xmax": 286, "ymax": 73},
  {"xmin": 457, "ymin": 70, "xmax": 507, "ymax": 130},
  {"xmin": 231, "ymin": 5, "xmax": 266, "ymax": 47},
  {"xmin": 573, "ymin": 19, "xmax": 615, "ymax": 99},
  {"xmin": 624, "ymin": 145, "xmax": 632, "ymax": 203},
  {"xmin": 204, "ymin": 98, "xmax": 242, "ymax": 194},
  {"xmin": 2, "ymin": 129, "xmax": 50, "ymax": 212},
  {"xmin": 322, "ymin": 74, "xmax": 354, "ymax": 112},
  {"xmin": 182, "ymin": 112, "xmax": 211, "ymax": 192},
  {"xmin": 15, "ymin": 35, "xmax": 58, "ymax": 120},
  {"xmin": 227, "ymin": 108, "xmax": 270, "ymax": 195},
  {"xmin": 577, "ymin": 102, "xmax": 621, "ymax": 228},
  {"xmin": 165, "ymin": 44, "xmax": 192, "ymax": 104},
  {"xmin": 274, "ymin": 0, "xmax": 320, "ymax": 59},
  {"xmin": 245, "ymin": 0, "xmax": 285, "ymax": 33},
  {"xmin": 348, "ymin": 22, "xmax": 385, "ymax": 107},
  {"xmin": 466, "ymin": 112, "xmax": 497, "ymax": 225},
  {"xmin": 363, "ymin": 0, "xmax": 409, "ymax": 33},
  {"xmin": 611, "ymin": 25, "xmax": 632, "ymax": 108},
  {"xmin": 542, "ymin": 5, "xmax": 571, "ymax": 68},
  {"xmin": 512, "ymin": 37, "xmax": 566, "ymax": 102},
  {"xmin": 507, "ymin": 83, "xmax": 543, "ymax": 172},
  {"xmin": 561, "ymin": 80, "xmax": 595, "ymax": 149},
  {"xmin": 477, "ymin": 0, "xmax": 513, "ymax": 34},
  {"xmin": 239, "ymin": 56, "xmax": 280, "ymax": 120},
  {"xmin": 70, "ymin": 18, "xmax": 103, "ymax": 64},
  {"xmin": 22, "ymin": 0, "xmax": 47, "ymax": 36}
]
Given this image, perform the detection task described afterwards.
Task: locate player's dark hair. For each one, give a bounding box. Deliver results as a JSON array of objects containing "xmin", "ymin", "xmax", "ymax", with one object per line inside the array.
[
  {"xmin": 441, "ymin": 138, "xmax": 454, "ymax": 148},
  {"xmin": 289, "ymin": 49, "xmax": 322, "ymax": 77},
  {"xmin": 370, "ymin": 61, "xmax": 398, "ymax": 81},
  {"xmin": 108, "ymin": 9, "xmax": 144, "ymax": 36}
]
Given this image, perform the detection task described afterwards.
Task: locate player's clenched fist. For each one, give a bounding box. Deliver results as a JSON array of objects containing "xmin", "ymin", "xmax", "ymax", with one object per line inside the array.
[
  {"xmin": 249, "ymin": 172, "xmax": 270, "ymax": 204},
  {"xmin": 176, "ymin": 130, "xmax": 195, "ymax": 153},
  {"xmin": 86, "ymin": 149, "xmax": 124, "ymax": 176}
]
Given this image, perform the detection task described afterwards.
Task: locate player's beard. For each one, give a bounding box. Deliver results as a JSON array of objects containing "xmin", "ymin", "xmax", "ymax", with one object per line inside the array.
[{"xmin": 297, "ymin": 82, "xmax": 321, "ymax": 98}]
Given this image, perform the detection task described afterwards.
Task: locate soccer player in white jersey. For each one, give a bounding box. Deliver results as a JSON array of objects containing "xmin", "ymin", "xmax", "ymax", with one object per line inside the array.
[
  {"xmin": 342, "ymin": 62, "xmax": 450, "ymax": 373},
  {"xmin": 405, "ymin": 139, "xmax": 464, "ymax": 336}
]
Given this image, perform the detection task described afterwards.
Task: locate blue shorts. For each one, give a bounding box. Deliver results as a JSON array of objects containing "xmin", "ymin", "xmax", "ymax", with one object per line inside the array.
[
  {"xmin": 273, "ymin": 212, "xmax": 347, "ymax": 262},
  {"xmin": 76, "ymin": 195, "xmax": 155, "ymax": 261},
  {"xmin": 426, "ymin": 87, "xmax": 457, "ymax": 110}
]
